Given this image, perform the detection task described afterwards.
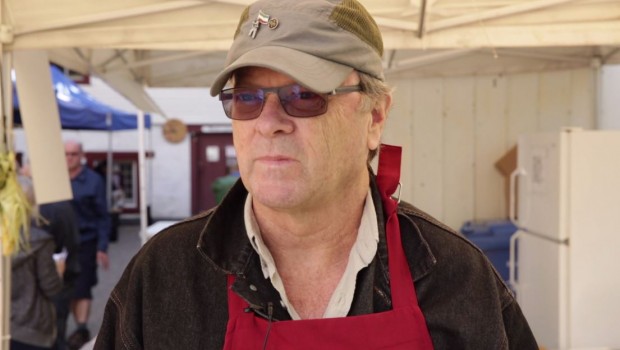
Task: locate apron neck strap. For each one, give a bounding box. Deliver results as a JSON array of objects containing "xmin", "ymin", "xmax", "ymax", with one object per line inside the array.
[
  {"xmin": 376, "ymin": 144, "xmax": 402, "ymax": 205},
  {"xmin": 376, "ymin": 144, "xmax": 416, "ymax": 307}
]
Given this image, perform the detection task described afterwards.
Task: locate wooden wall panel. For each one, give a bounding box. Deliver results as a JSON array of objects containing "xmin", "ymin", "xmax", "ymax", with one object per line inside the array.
[
  {"xmin": 474, "ymin": 76, "xmax": 508, "ymax": 221},
  {"xmin": 569, "ymin": 69, "xmax": 596, "ymax": 129},
  {"xmin": 507, "ymin": 73, "xmax": 539, "ymax": 147},
  {"xmin": 538, "ymin": 71, "xmax": 572, "ymax": 131},
  {"xmin": 385, "ymin": 81, "xmax": 415, "ymax": 200},
  {"xmin": 383, "ymin": 68, "xmax": 596, "ymax": 230},
  {"xmin": 410, "ymin": 79, "xmax": 444, "ymax": 219},
  {"xmin": 442, "ymin": 77, "xmax": 476, "ymax": 230},
  {"xmin": 504, "ymin": 73, "xmax": 540, "ymax": 218}
]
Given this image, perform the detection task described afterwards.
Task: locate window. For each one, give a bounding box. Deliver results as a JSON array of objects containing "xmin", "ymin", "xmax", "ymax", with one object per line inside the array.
[
  {"xmin": 87, "ymin": 152, "xmax": 142, "ymax": 214},
  {"xmin": 116, "ymin": 160, "xmax": 138, "ymax": 209}
]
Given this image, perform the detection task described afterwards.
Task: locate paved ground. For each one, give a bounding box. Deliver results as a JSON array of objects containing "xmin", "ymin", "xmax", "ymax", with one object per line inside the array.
[{"xmin": 66, "ymin": 224, "xmax": 143, "ymax": 348}]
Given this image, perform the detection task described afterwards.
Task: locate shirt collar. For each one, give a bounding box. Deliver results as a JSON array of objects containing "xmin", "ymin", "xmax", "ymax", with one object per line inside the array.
[
  {"xmin": 196, "ymin": 174, "xmax": 436, "ymax": 284},
  {"xmin": 243, "ymin": 190, "xmax": 379, "ymax": 319}
]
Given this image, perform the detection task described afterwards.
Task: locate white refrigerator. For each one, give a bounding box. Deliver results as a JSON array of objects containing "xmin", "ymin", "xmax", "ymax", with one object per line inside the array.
[{"xmin": 509, "ymin": 128, "xmax": 620, "ymax": 350}]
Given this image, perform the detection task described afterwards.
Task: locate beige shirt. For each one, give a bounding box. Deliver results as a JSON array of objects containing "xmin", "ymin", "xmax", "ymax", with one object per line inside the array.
[{"xmin": 244, "ymin": 190, "xmax": 379, "ymax": 320}]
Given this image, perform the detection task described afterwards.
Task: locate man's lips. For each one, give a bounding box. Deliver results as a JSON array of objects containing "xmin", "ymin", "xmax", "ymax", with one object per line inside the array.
[
  {"xmin": 257, "ymin": 155, "xmax": 292, "ymax": 160},
  {"xmin": 255, "ymin": 155, "xmax": 295, "ymax": 165}
]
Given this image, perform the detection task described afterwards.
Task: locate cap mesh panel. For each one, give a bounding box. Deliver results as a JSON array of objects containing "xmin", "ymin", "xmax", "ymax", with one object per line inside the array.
[{"xmin": 330, "ymin": 0, "xmax": 383, "ymax": 56}]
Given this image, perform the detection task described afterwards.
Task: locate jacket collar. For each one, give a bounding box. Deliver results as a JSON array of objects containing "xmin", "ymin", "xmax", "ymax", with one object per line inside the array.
[{"xmin": 196, "ymin": 173, "xmax": 436, "ymax": 283}]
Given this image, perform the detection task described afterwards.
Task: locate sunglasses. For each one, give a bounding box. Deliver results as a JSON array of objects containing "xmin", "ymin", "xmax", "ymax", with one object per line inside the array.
[{"xmin": 219, "ymin": 84, "xmax": 362, "ymax": 120}]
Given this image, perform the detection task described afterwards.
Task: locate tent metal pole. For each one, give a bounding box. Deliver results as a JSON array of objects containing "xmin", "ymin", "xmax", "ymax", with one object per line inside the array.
[
  {"xmin": 0, "ymin": 46, "xmax": 13, "ymax": 350},
  {"xmin": 0, "ymin": 23, "xmax": 4, "ymax": 350},
  {"xmin": 106, "ymin": 113, "xmax": 113, "ymax": 209},
  {"xmin": 592, "ymin": 58, "xmax": 603, "ymax": 129},
  {"xmin": 0, "ymin": 256, "xmax": 9, "ymax": 350},
  {"xmin": 137, "ymin": 110, "xmax": 147, "ymax": 245}
]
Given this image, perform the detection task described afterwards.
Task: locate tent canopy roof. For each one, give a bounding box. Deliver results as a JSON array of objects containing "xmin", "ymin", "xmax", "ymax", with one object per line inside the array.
[
  {"xmin": 13, "ymin": 65, "xmax": 151, "ymax": 130},
  {"xmin": 3, "ymin": 0, "xmax": 619, "ymax": 87}
]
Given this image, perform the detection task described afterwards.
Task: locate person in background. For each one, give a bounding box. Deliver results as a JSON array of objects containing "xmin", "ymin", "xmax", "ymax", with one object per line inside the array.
[
  {"xmin": 211, "ymin": 162, "xmax": 241, "ymax": 204},
  {"xmin": 10, "ymin": 176, "xmax": 63, "ymax": 350},
  {"xmin": 39, "ymin": 201, "xmax": 81, "ymax": 350},
  {"xmin": 63, "ymin": 140, "xmax": 110, "ymax": 350},
  {"xmin": 95, "ymin": 0, "xmax": 538, "ymax": 348},
  {"xmin": 20, "ymin": 161, "xmax": 81, "ymax": 350}
]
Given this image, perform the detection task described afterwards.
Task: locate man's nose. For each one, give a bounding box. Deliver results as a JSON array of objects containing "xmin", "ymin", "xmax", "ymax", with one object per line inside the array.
[
  {"xmin": 261, "ymin": 93, "xmax": 282, "ymax": 114},
  {"xmin": 255, "ymin": 93, "xmax": 294, "ymax": 136}
]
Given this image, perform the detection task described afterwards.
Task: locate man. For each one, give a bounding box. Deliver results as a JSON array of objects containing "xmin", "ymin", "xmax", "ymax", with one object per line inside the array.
[
  {"xmin": 95, "ymin": 0, "xmax": 538, "ymax": 348},
  {"xmin": 93, "ymin": 160, "xmax": 125, "ymax": 242},
  {"xmin": 40, "ymin": 200, "xmax": 81, "ymax": 350},
  {"xmin": 64, "ymin": 140, "xmax": 110, "ymax": 350}
]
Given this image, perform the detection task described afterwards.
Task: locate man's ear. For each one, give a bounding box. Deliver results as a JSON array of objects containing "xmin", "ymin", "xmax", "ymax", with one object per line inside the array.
[{"xmin": 367, "ymin": 94, "xmax": 391, "ymax": 152}]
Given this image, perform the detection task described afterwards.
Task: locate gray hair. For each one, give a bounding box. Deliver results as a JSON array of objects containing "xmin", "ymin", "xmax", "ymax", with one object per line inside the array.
[
  {"xmin": 63, "ymin": 139, "xmax": 84, "ymax": 152},
  {"xmin": 357, "ymin": 71, "xmax": 393, "ymax": 162}
]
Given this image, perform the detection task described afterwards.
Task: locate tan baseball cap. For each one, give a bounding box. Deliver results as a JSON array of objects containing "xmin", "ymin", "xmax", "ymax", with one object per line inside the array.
[{"xmin": 209, "ymin": 0, "xmax": 384, "ymax": 96}]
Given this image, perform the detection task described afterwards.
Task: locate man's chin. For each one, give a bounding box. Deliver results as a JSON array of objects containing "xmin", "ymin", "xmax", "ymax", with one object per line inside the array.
[{"xmin": 250, "ymin": 185, "xmax": 306, "ymax": 211}]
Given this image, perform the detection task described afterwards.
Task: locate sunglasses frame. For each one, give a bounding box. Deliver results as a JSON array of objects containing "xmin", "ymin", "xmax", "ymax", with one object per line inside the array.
[{"xmin": 219, "ymin": 84, "xmax": 362, "ymax": 120}]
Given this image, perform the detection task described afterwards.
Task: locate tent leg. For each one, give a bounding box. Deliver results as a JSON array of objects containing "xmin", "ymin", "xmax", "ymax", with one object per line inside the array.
[
  {"xmin": 106, "ymin": 113, "xmax": 113, "ymax": 209},
  {"xmin": 0, "ymin": 256, "xmax": 10, "ymax": 350},
  {"xmin": 0, "ymin": 48, "xmax": 13, "ymax": 350},
  {"xmin": 137, "ymin": 110, "xmax": 148, "ymax": 245}
]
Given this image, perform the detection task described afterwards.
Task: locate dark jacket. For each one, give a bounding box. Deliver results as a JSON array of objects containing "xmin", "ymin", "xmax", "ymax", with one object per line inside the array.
[
  {"xmin": 11, "ymin": 225, "xmax": 63, "ymax": 347},
  {"xmin": 39, "ymin": 200, "xmax": 81, "ymax": 285},
  {"xmin": 70, "ymin": 166, "xmax": 110, "ymax": 252},
  {"xmin": 95, "ymin": 178, "xmax": 537, "ymax": 349}
]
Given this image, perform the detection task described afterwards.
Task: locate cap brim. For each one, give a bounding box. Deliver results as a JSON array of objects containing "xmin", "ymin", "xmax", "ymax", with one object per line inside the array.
[{"xmin": 209, "ymin": 46, "xmax": 354, "ymax": 96}]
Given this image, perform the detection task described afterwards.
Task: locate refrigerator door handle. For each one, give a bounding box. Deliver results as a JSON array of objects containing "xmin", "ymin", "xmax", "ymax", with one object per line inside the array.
[
  {"xmin": 509, "ymin": 168, "xmax": 526, "ymax": 227},
  {"xmin": 509, "ymin": 230, "xmax": 522, "ymax": 296}
]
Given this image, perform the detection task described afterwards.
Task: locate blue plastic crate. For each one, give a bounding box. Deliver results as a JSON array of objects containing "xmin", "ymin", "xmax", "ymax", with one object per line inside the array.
[
  {"xmin": 460, "ymin": 221, "xmax": 493, "ymax": 236},
  {"xmin": 460, "ymin": 220, "xmax": 517, "ymax": 281},
  {"xmin": 489, "ymin": 221, "xmax": 518, "ymax": 237},
  {"xmin": 460, "ymin": 220, "xmax": 517, "ymax": 237}
]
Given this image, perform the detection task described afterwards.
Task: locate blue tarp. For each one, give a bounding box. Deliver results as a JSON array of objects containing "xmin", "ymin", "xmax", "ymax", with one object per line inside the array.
[{"xmin": 13, "ymin": 65, "xmax": 151, "ymax": 130}]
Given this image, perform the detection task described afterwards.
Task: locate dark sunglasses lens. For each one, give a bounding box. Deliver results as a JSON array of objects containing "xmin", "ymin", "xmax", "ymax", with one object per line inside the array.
[
  {"xmin": 220, "ymin": 85, "xmax": 328, "ymax": 119},
  {"xmin": 279, "ymin": 86, "xmax": 327, "ymax": 117},
  {"xmin": 221, "ymin": 89, "xmax": 264, "ymax": 120}
]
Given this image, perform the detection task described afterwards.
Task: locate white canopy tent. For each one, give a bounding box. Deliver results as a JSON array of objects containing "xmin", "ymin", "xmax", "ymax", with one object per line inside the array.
[
  {"xmin": 2, "ymin": 0, "xmax": 620, "ymax": 89},
  {"xmin": 1, "ymin": 1, "xmax": 620, "ymax": 348}
]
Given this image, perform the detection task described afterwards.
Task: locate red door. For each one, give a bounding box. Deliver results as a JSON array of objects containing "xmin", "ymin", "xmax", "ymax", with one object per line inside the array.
[{"xmin": 191, "ymin": 131, "xmax": 234, "ymax": 215}]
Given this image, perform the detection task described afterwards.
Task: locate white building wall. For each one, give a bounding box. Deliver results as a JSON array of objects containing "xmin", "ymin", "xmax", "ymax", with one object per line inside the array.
[
  {"xmin": 16, "ymin": 126, "xmax": 194, "ymax": 219},
  {"xmin": 14, "ymin": 77, "xmax": 230, "ymax": 220},
  {"xmin": 81, "ymin": 78, "xmax": 231, "ymax": 219},
  {"xmin": 79, "ymin": 77, "xmax": 230, "ymax": 219},
  {"xmin": 148, "ymin": 127, "xmax": 191, "ymax": 219}
]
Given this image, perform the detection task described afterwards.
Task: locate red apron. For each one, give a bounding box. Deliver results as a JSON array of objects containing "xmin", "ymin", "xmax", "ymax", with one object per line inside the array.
[{"xmin": 223, "ymin": 145, "xmax": 434, "ymax": 349}]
